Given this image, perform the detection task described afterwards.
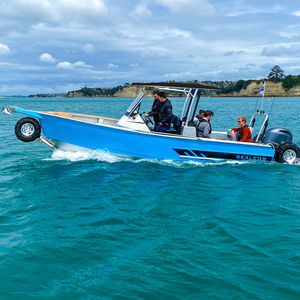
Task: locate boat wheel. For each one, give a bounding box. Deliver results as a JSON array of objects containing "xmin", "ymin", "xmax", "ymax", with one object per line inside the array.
[
  {"xmin": 15, "ymin": 117, "xmax": 41, "ymax": 142},
  {"xmin": 275, "ymin": 142, "xmax": 300, "ymax": 164}
]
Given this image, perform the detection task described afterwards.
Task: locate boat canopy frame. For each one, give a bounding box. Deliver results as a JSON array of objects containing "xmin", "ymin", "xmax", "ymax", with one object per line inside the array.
[{"xmin": 133, "ymin": 82, "xmax": 220, "ymax": 128}]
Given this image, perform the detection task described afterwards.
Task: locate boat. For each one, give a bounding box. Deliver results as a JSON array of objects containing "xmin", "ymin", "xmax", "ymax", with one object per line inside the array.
[{"xmin": 2, "ymin": 82, "xmax": 300, "ymax": 164}]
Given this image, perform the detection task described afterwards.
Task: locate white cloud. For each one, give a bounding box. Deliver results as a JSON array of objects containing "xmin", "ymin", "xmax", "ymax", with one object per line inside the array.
[
  {"xmin": 278, "ymin": 31, "xmax": 299, "ymax": 39},
  {"xmin": 129, "ymin": 63, "xmax": 139, "ymax": 68},
  {"xmin": 0, "ymin": 0, "xmax": 108, "ymax": 34},
  {"xmin": 292, "ymin": 11, "xmax": 300, "ymax": 16},
  {"xmin": 107, "ymin": 63, "xmax": 118, "ymax": 68},
  {"xmin": 0, "ymin": 43, "xmax": 11, "ymax": 55},
  {"xmin": 130, "ymin": 2, "xmax": 152, "ymax": 18},
  {"xmin": 57, "ymin": 61, "xmax": 73, "ymax": 69},
  {"xmin": 73, "ymin": 61, "xmax": 93, "ymax": 68},
  {"xmin": 83, "ymin": 43, "xmax": 96, "ymax": 54},
  {"xmin": 154, "ymin": 0, "xmax": 215, "ymax": 16},
  {"xmin": 39, "ymin": 53, "xmax": 56, "ymax": 63},
  {"xmin": 55, "ymin": 0, "xmax": 108, "ymax": 24},
  {"xmin": 57, "ymin": 60, "xmax": 93, "ymax": 69}
]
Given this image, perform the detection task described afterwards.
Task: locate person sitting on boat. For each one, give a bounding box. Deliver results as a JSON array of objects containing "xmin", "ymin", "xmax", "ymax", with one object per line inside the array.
[
  {"xmin": 145, "ymin": 90, "xmax": 161, "ymax": 129},
  {"xmin": 231, "ymin": 116, "xmax": 253, "ymax": 142},
  {"xmin": 156, "ymin": 92, "xmax": 173, "ymax": 133},
  {"xmin": 196, "ymin": 109, "xmax": 205, "ymax": 120},
  {"xmin": 195, "ymin": 110, "xmax": 214, "ymax": 138},
  {"xmin": 190, "ymin": 109, "xmax": 205, "ymax": 126},
  {"xmin": 182, "ymin": 109, "xmax": 205, "ymax": 126}
]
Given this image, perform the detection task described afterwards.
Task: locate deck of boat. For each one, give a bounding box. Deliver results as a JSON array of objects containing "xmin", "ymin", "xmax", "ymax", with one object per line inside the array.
[{"xmin": 42, "ymin": 111, "xmax": 119, "ymax": 126}]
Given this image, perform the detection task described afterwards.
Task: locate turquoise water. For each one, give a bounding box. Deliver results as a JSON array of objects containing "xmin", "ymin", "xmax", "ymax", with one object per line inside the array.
[{"xmin": 0, "ymin": 97, "xmax": 299, "ymax": 299}]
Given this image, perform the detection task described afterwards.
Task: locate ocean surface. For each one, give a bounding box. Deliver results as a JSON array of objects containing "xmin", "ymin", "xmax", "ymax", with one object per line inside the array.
[{"xmin": 0, "ymin": 96, "xmax": 299, "ymax": 299}]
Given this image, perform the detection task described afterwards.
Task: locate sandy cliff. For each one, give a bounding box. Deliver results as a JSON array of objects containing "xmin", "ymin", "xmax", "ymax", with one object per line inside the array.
[
  {"xmin": 114, "ymin": 86, "xmax": 154, "ymax": 97},
  {"xmin": 65, "ymin": 81, "xmax": 300, "ymax": 98},
  {"xmin": 116, "ymin": 82, "xmax": 300, "ymax": 97}
]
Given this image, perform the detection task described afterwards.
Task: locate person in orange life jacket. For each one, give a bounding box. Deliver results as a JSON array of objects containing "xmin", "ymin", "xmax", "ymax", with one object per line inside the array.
[
  {"xmin": 156, "ymin": 92, "xmax": 173, "ymax": 133},
  {"xmin": 231, "ymin": 116, "xmax": 253, "ymax": 142},
  {"xmin": 145, "ymin": 90, "xmax": 162, "ymax": 128}
]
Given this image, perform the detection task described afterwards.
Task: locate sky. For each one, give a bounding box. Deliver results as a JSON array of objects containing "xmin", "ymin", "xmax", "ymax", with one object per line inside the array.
[{"xmin": 0, "ymin": 0, "xmax": 300, "ymax": 95}]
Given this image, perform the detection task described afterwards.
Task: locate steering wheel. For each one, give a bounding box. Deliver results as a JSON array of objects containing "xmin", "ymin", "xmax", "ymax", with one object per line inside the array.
[{"xmin": 141, "ymin": 112, "xmax": 154, "ymax": 125}]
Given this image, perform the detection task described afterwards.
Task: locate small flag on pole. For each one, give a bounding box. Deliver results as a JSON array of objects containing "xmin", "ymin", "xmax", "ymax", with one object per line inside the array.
[{"xmin": 258, "ymin": 81, "xmax": 266, "ymax": 96}]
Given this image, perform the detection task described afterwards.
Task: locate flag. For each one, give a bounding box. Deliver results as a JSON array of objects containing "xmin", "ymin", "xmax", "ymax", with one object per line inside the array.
[{"xmin": 258, "ymin": 81, "xmax": 266, "ymax": 96}]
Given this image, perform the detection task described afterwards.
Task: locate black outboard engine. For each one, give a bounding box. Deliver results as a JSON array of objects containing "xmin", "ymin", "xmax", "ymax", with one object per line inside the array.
[
  {"xmin": 262, "ymin": 127, "xmax": 300, "ymax": 164},
  {"xmin": 262, "ymin": 127, "xmax": 293, "ymax": 149}
]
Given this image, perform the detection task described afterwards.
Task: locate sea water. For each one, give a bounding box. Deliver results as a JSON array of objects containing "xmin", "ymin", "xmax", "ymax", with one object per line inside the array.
[{"xmin": 0, "ymin": 97, "xmax": 299, "ymax": 299}]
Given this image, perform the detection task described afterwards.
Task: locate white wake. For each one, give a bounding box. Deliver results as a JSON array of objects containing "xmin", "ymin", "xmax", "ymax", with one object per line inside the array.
[{"xmin": 45, "ymin": 149, "xmax": 251, "ymax": 168}]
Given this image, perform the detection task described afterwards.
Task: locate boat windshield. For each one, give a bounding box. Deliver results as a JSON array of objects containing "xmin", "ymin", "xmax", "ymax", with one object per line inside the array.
[{"xmin": 125, "ymin": 92, "xmax": 145, "ymax": 116}]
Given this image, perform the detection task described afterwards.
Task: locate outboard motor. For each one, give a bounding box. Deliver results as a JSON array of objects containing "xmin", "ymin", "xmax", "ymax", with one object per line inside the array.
[
  {"xmin": 262, "ymin": 127, "xmax": 293, "ymax": 149},
  {"xmin": 262, "ymin": 127, "xmax": 300, "ymax": 164}
]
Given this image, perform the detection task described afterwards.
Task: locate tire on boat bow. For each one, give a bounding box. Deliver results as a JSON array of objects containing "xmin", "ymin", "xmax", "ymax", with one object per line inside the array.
[
  {"xmin": 15, "ymin": 117, "xmax": 41, "ymax": 142},
  {"xmin": 275, "ymin": 142, "xmax": 300, "ymax": 164}
]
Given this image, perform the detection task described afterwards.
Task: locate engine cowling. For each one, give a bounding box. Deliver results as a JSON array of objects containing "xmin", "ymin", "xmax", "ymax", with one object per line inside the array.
[{"xmin": 261, "ymin": 127, "xmax": 293, "ymax": 149}]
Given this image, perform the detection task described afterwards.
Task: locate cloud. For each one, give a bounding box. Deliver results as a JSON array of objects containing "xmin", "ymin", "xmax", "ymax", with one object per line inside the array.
[
  {"xmin": 223, "ymin": 50, "xmax": 245, "ymax": 56},
  {"xmin": 0, "ymin": 0, "xmax": 108, "ymax": 34},
  {"xmin": 154, "ymin": 0, "xmax": 215, "ymax": 16},
  {"xmin": 39, "ymin": 53, "xmax": 56, "ymax": 63},
  {"xmin": 0, "ymin": 43, "xmax": 11, "ymax": 55},
  {"xmin": 224, "ymin": 2, "xmax": 284, "ymax": 17},
  {"xmin": 57, "ymin": 61, "xmax": 93, "ymax": 69},
  {"xmin": 129, "ymin": 63, "xmax": 139, "ymax": 68},
  {"xmin": 292, "ymin": 11, "xmax": 300, "ymax": 16},
  {"xmin": 83, "ymin": 43, "xmax": 96, "ymax": 54},
  {"xmin": 261, "ymin": 44, "xmax": 300, "ymax": 56},
  {"xmin": 73, "ymin": 61, "xmax": 93, "ymax": 68},
  {"xmin": 136, "ymin": 46, "xmax": 171, "ymax": 58},
  {"xmin": 130, "ymin": 2, "xmax": 152, "ymax": 18},
  {"xmin": 57, "ymin": 62, "xmax": 73, "ymax": 69},
  {"xmin": 163, "ymin": 71, "xmax": 196, "ymax": 79},
  {"xmin": 107, "ymin": 63, "xmax": 118, "ymax": 68}
]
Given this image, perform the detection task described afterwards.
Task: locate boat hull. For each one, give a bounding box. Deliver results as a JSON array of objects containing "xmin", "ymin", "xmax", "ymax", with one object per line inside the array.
[{"xmin": 38, "ymin": 113, "xmax": 275, "ymax": 162}]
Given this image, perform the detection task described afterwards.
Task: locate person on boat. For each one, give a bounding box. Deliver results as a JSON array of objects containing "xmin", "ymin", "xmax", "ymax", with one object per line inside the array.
[
  {"xmin": 196, "ymin": 109, "xmax": 205, "ymax": 120},
  {"xmin": 195, "ymin": 110, "xmax": 214, "ymax": 138},
  {"xmin": 182, "ymin": 109, "xmax": 205, "ymax": 126},
  {"xmin": 231, "ymin": 116, "xmax": 253, "ymax": 142},
  {"xmin": 156, "ymin": 92, "xmax": 173, "ymax": 133},
  {"xmin": 145, "ymin": 90, "xmax": 162, "ymax": 129},
  {"xmin": 190, "ymin": 109, "xmax": 205, "ymax": 126}
]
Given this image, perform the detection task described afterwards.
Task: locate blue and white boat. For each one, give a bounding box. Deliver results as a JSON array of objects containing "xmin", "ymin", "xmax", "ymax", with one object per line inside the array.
[{"xmin": 2, "ymin": 82, "xmax": 300, "ymax": 164}]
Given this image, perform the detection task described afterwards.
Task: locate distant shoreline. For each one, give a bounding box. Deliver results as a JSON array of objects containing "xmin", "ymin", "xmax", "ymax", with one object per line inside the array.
[{"xmin": 2, "ymin": 80, "xmax": 300, "ymax": 98}]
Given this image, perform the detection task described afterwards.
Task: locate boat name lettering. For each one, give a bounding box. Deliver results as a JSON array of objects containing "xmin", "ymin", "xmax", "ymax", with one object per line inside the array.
[
  {"xmin": 173, "ymin": 148, "xmax": 271, "ymax": 161},
  {"xmin": 235, "ymin": 154, "xmax": 267, "ymax": 161}
]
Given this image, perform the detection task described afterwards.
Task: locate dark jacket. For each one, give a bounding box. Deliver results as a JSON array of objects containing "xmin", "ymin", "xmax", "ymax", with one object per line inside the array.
[
  {"xmin": 158, "ymin": 99, "xmax": 173, "ymax": 126},
  {"xmin": 148, "ymin": 99, "xmax": 162, "ymax": 124}
]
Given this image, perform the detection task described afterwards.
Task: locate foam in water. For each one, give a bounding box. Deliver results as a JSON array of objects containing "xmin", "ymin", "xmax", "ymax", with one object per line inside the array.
[
  {"xmin": 46, "ymin": 149, "xmax": 253, "ymax": 168},
  {"xmin": 49, "ymin": 149, "xmax": 130, "ymax": 163}
]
